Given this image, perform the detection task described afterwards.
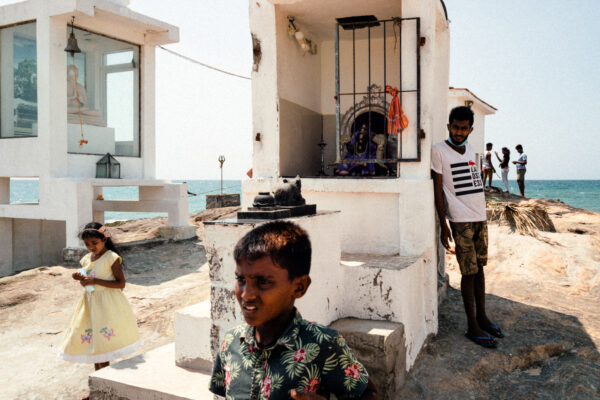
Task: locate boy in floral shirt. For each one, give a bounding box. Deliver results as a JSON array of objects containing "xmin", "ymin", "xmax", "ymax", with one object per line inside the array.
[{"xmin": 209, "ymin": 221, "xmax": 378, "ymax": 400}]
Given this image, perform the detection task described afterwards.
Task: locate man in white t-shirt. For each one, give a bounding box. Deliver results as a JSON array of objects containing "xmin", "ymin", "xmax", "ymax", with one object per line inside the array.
[
  {"xmin": 431, "ymin": 106, "xmax": 504, "ymax": 348},
  {"xmin": 513, "ymin": 144, "xmax": 527, "ymax": 196}
]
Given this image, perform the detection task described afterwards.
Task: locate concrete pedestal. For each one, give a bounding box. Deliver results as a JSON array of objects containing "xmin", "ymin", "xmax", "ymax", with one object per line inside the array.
[{"xmin": 89, "ymin": 343, "xmax": 214, "ymax": 400}]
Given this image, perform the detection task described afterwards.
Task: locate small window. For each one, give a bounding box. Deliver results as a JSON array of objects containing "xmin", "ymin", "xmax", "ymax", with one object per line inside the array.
[
  {"xmin": 0, "ymin": 22, "xmax": 38, "ymax": 138},
  {"xmin": 67, "ymin": 28, "xmax": 139, "ymax": 157}
]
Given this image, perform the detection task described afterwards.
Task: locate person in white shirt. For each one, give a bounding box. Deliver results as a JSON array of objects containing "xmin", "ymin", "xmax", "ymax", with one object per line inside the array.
[
  {"xmin": 513, "ymin": 144, "xmax": 527, "ymax": 196},
  {"xmin": 482, "ymin": 142, "xmax": 495, "ymax": 188},
  {"xmin": 431, "ymin": 106, "xmax": 504, "ymax": 348}
]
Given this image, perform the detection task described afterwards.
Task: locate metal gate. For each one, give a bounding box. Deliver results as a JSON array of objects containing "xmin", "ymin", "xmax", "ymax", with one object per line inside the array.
[{"xmin": 334, "ymin": 17, "xmax": 424, "ymax": 177}]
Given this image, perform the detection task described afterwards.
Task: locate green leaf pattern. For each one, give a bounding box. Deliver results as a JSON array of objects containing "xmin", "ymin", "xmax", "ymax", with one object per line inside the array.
[{"xmin": 209, "ymin": 311, "xmax": 369, "ymax": 399}]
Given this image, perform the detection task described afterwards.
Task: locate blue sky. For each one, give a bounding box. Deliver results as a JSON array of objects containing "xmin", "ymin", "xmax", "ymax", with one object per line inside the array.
[{"xmin": 446, "ymin": 0, "xmax": 600, "ymax": 179}]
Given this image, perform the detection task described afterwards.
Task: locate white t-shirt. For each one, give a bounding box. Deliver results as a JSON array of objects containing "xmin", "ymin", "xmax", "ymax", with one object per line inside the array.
[
  {"xmin": 482, "ymin": 151, "xmax": 491, "ymax": 169},
  {"xmin": 516, "ymin": 153, "xmax": 527, "ymax": 170},
  {"xmin": 431, "ymin": 141, "xmax": 486, "ymax": 222}
]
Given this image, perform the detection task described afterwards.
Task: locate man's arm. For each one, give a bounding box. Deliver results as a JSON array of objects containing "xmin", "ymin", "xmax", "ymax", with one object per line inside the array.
[{"xmin": 431, "ymin": 169, "xmax": 452, "ymax": 250}]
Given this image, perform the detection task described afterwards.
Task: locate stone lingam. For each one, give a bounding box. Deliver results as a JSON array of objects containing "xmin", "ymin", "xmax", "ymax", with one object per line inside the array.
[{"xmin": 237, "ymin": 176, "xmax": 317, "ymax": 220}]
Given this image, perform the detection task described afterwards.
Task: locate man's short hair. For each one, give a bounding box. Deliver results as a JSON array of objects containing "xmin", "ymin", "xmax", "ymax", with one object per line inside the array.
[
  {"xmin": 515, "ymin": 144, "xmax": 523, "ymax": 150},
  {"xmin": 486, "ymin": 142, "xmax": 493, "ymax": 148},
  {"xmin": 449, "ymin": 106, "xmax": 474, "ymax": 127},
  {"xmin": 234, "ymin": 220, "xmax": 312, "ymax": 280}
]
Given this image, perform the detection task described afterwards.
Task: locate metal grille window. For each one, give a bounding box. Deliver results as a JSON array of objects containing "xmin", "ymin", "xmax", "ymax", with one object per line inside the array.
[{"xmin": 334, "ymin": 17, "xmax": 423, "ymax": 177}]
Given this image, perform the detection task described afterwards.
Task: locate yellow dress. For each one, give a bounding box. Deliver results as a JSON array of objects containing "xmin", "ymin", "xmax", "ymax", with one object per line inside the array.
[{"xmin": 58, "ymin": 250, "xmax": 140, "ymax": 363}]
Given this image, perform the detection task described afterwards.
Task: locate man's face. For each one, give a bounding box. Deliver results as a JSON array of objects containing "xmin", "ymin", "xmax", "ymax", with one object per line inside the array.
[
  {"xmin": 235, "ymin": 256, "xmax": 306, "ymax": 327},
  {"xmin": 516, "ymin": 146, "xmax": 523, "ymax": 154},
  {"xmin": 447, "ymin": 119, "xmax": 473, "ymax": 145}
]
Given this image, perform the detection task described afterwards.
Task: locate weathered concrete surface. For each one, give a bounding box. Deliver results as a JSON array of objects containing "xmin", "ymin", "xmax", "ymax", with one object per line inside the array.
[
  {"xmin": 174, "ymin": 301, "xmax": 212, "ymax": 371},
  {"xmin": 330, "ymin": 318, "xmax": 406, "ymax": 400},
  {"xmin": 89, "ymin": 343, "xmax": 213, "ymax": 400},
  {"xmin": 205, "ymin": 193, "xmax": 240, "ymax": 209}
]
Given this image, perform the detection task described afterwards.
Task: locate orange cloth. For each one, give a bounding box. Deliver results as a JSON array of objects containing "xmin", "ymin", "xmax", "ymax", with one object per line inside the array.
[{"xmin": 385, "ymin": 85, "xmax": 408, "ymax": 134}]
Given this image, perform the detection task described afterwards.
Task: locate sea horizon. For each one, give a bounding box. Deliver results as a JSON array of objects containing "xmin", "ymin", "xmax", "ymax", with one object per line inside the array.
[{"xmin": 8, "ymin": 179, "xmax": 600, "ymax": 221}]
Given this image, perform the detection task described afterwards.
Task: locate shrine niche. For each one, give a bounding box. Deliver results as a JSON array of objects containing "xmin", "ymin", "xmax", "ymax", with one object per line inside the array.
[
  {"xmin": 333, "ymin": 16, "xmax": 424, "ymax": 177},
  {"xmin": 336, "ymin": 84, "xmax": 397, "ymax": 176}
]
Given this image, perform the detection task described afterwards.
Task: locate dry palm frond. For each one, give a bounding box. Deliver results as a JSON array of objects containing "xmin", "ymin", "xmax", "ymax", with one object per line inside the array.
[{"xmin": 487, "ymin": 202, "xmax": 556, "ymax": 237}]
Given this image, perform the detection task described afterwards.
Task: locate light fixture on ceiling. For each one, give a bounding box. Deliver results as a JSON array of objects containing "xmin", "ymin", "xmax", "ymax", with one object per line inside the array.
[{"xmin": 287, "ymin": 17, "xmax": 317, "ymax": 55}]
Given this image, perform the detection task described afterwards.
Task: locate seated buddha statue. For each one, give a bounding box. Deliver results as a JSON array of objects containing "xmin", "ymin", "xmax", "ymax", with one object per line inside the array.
[{"xmin": 67, "ymin": 64, "xmax": 106, "ymax": 127}]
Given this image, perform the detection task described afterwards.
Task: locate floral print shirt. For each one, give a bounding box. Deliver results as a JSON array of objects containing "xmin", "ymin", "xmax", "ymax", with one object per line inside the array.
[{"xmin": 209, "ymin": 310, "xmax": 369, "ymax": 400}]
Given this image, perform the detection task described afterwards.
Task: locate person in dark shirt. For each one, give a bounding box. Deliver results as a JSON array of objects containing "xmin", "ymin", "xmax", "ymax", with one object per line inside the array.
[{"xmin": 209, "ymin": 221, "xmax": 378, "ymax": 400}]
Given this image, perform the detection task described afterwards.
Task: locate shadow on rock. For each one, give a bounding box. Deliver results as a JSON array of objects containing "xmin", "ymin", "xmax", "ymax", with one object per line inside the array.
[
  {"xmin": 122, "ymin": 240, "xmax": 207, "ymax": 286},
  {"xmin": 399, "ymin": 287, "xmax": 600, "ymax": 400}
]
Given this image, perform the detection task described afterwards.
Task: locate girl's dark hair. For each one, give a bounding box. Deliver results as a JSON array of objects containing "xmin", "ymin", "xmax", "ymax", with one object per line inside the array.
[{"xmin": 79, "ymin": 222, "xmax": 122, "ymax": 259}]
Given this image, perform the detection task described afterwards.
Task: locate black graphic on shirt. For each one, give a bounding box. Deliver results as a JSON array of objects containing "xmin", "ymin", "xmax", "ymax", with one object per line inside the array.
[{"xmin": 450, "ymin": 161, "xmax": 483, "ymax": 196}]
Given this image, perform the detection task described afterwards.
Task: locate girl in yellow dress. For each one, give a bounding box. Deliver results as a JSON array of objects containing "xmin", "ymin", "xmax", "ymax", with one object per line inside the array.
[{"xmin": 58, "ymin": 222, "xmax": 140, "ymax": 371}]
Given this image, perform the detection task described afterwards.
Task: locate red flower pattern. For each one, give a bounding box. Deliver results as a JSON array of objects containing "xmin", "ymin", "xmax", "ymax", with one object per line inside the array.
[
  {"xmin": 221, "ymin": 339, "xmax": 226, "ymax": 351},
  {"xmin": 261, "ymin": 376, "xmax": 272, "ymax": 398},
  {"xmin": 224, "ymin": 365, "xmax": 232, "ymax": 386},
  {"xmin": 293, "ymin": 348, "xmax": 307, "ymax": 362},
  {"xmin": 344, "ymin": 364, "xmax": 361, "ymax": 379},
  {"xmin": 306, "ymin": 377, "xmax": 319, "ymax": 393}
]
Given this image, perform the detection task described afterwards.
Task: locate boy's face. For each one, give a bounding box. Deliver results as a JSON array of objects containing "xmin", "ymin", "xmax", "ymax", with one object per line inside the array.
[
  {"xmin": 447, "ymin": 119, "xmax": 473, "ymax": 145},
  {"xmin": 235, "ymin": 256, "xmax": 310, "ymax": 328}
]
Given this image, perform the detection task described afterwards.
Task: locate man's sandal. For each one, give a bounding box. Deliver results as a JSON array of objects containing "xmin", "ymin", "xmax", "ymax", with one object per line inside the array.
[
  {"xmin": 465, "ymin": 332, "xmax": 497, "ymax": 348},
  {"xmin": 482, "ymin": 324, "xmax": 504, "ymax": 338}
]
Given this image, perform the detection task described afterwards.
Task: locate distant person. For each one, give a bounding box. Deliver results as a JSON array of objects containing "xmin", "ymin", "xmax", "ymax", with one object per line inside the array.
[
  {"xmin": 431, "ymin": 106, "xmax": 504, "ymax": 348},
  {"xmin": 482, "ymin": 142, "xmax": 495, "ymax": 188},
  {"xmin": 513, "ymin": 144, "xmax": 527, "ymax": 196},
  {"xmin": 209, "ymin": 221, "xmax": 377, "ymax": 399},
  {"xmin": 58, "ymin": 223, "xmax": 140, "ymax": 398},
  {"xmin": 495, "ymin": 147, "xmax": 511, "ymax": 194}
]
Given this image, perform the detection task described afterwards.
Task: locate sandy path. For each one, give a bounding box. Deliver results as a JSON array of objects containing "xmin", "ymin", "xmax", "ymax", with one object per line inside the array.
[{"xmin": 0, "ymin": 239, "xmax": 209, "ymax": 400}]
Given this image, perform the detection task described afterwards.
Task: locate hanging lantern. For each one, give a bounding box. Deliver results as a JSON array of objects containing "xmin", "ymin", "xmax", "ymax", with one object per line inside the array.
[
  {"xmin": 64, "ymin": 17, "xmax": 81, "ymax": 55},
  {"xmin": 96, "ymin": 153, "xmax": 121, "ymax": 179}
]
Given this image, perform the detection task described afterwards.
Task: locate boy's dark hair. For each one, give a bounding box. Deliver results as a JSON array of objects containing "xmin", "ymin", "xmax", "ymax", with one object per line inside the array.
[
  {"xmin": 79, "ymin": 222, "xmax": 121, "ymax": 258},
  {"xmin": 486, "ymin": 142, "xmax": 492, "ymax": 148},
  {"xmin": 449, "ymin": 106, "xmax": 474, "ymax": 127},
  {"xmin": 515, "ymin": 144, "xmax": 523, "ymax": 150},
  {"xmin": 234, "ymin": 221, "xmax": 311, "ymax": 280}
]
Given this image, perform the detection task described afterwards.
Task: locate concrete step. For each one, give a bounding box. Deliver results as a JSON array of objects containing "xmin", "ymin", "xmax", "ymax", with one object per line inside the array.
[
  {"xmin": 89, "ymin": 343, "xmax": 214, "ymax": 400},
  {"xmin": 174, "ymin": 300, "xmax": 213, "ymax": 370},
  {"xmin": 330, "ymin": 318, "xmax": 406, "ymax": 400}
]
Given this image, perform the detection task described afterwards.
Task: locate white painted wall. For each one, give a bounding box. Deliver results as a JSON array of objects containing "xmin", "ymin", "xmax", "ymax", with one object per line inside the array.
[
  {"xmin": 0, "ymin": 0, "xmax": 186, "ymax": 271},
  {"xmin": 203, "ymin": 211, "xmax": 438, "ymax": 369}
]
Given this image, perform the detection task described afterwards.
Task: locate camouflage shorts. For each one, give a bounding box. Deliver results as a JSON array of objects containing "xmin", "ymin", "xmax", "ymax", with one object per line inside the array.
[{"xmin": 449, "ymin": 221, "xmax": 488, "ymax": 275}]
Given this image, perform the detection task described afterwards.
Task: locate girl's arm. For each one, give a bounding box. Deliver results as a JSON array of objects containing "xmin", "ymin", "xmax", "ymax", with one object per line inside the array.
[
  {"xmin": 494, "ymin": 151, "xmax": 502, "ymax": 162},
  {"xmin": 80, "ymin": 259, "xmax": 126, "ymax": 289}
]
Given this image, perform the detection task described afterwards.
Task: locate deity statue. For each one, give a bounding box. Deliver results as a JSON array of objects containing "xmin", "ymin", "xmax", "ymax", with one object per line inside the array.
[
  {"xmin": 67, "ymin": 65, "xmax": 106, "ymax": 127},
  {"xmin": 335, "ymin": 124, "xmax": 377, "ymax": 176}
]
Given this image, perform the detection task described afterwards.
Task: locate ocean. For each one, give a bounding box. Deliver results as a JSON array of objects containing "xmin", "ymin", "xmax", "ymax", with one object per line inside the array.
[{"xmin": 8, "ymin": 179, "xmax": 600, "ymax": 220}]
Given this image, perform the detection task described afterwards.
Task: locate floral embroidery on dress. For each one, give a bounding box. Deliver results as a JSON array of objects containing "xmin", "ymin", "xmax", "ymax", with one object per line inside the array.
[
  {"xmin": 80, "ymin": 329, "xmax": 93, "ymax": 344},
  {"xmin": 100, "ymin": 326, "xmax": 116, "ymax": 340}
]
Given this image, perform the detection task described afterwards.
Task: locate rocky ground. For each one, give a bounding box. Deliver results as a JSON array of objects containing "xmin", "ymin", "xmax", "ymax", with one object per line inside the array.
[
  {"xmin": 1, "ymin": 199, "xmax": 599, "ymax": 399},
  {"xmin": 399, "ymin": 192, "xmax": 600, "ymax": 399}
]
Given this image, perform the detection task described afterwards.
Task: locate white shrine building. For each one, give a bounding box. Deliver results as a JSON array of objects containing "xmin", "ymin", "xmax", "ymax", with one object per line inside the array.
[
  {"xmin": 0, "ymin": 0, "xmax": 192, "ymax": 277},
  {"xmin": 88, "ymin": 1, "xmax": 497, "ymax": 399}
]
